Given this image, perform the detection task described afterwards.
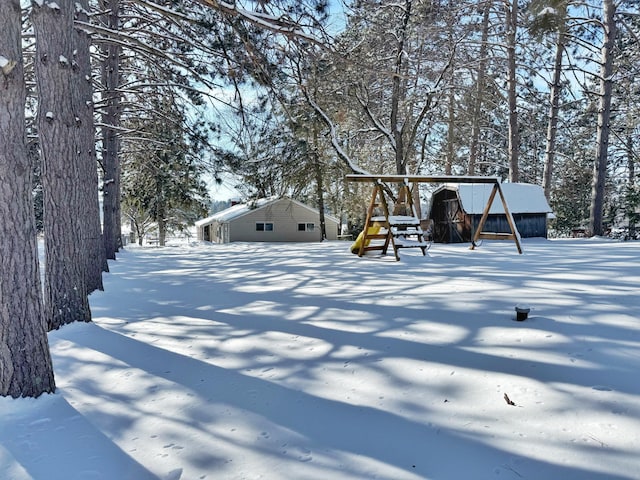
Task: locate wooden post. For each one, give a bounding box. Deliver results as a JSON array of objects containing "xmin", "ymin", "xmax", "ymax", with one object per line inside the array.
[{"xmin": 470, "ymin": 183, "xmax": 522, "ymax": 254}]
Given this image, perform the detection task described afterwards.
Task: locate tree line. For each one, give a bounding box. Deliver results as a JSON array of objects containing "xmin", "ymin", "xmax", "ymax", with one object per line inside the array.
[
  {"xmin": 1, "ymin": 0, "xmax": 638, "ymax": 398},
  {"xmin": 218, "ymin": 0, "xmax": 639, "ymax": 239}
]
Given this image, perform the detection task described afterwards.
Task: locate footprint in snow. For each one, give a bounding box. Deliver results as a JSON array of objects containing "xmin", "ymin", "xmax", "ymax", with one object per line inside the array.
[{"xmin": 164, "ymin": 468, "xmax": 183, "ymax": 480}]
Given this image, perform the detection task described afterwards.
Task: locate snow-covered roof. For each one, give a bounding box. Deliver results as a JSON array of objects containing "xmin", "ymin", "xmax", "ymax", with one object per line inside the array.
[
  {"xmin": 441, "ymin": 183, "xmax": 552, "ymax": 215},
  {"xmin": 195, "ymin": 197, "xmax": 278, "ymax": 226},
  {"xmin": 195, "ymin": 196, "xmax": 339, "ymax": 226}
]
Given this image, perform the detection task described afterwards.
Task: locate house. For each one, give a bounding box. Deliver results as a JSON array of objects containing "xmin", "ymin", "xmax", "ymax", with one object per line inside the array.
[
  {"xmin": 428, "ymin": 183, "xmax": 553, "ymax": 243},
  {"xmin": 195, "ymin": 197, "xmax": 340, "ymax": 243}
]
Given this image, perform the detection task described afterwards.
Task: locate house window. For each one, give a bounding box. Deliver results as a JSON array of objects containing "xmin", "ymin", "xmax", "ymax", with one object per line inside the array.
[
  {"xmin": 256, "ymin": 222, "xmax": 273, "ymax": 232},
  {"xmin": 298, "ymin": 223, "xmax": 315, "ymax": 232}
]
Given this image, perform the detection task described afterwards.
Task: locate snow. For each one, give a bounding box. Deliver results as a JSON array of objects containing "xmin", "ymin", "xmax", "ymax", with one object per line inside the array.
[
  {"xmin": 0, "ymin": 56, "xmax": 17, "ymax": 75},
  {"xmin": 195, "ymin": 197, "xmax": 339, "ymax": 226},
  {"xmin": 539, "ymin": 7, "xmax": 557, "ymax": 17},
  {"xmin": 2, "ymin": 238, "xmax": 640, "ymax": 480},
  {"xmin": 195, "ymin": 197, "xmax": 279, "ymax": 225}
]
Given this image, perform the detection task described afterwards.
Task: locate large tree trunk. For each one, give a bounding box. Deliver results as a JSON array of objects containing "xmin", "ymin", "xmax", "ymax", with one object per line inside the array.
[
  {"xmin": 33, "ymin": 0, "xmax": 92, "ymax": 330},
  {"xmin": 589, "ymin": 0, "xmax": 616, "ymax": 237},
  {"xmin": 468, "ymin": 2, "xmax": 490, "ymax": 176},
  {"xmin": 75, "ymin": 0, "xmax": 107, "ymax": 292},
  {"xmin": 542, "ymin": 4, "xmax": 567, "ymax": 200},
  {"xmin": 506, "ymin": 0, "xmax": 520, "ymax": 182},
  {"xmin": 0, "ymin": 0, "xmax": 56, "ymax": 397},
  {"xmin": 101, "ymin": 0, "xmax": 122, "ymax": 260}
]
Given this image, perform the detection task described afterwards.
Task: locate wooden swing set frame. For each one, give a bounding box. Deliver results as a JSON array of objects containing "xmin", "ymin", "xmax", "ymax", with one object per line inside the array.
[{"xmin": 346, "ymin": 174, "xmax": 523, "ymax": 259}]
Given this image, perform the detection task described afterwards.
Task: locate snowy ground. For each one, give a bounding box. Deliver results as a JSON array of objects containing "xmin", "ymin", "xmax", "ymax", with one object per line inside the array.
[{"xmin": 1, "ymin": 238, "xmax": 640, "ymax": 480}]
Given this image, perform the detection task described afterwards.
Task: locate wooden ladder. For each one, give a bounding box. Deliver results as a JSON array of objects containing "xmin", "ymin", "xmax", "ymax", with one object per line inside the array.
[{"xmin": 358, "ymin": 179, "xmax": 429, "ymax": 261}]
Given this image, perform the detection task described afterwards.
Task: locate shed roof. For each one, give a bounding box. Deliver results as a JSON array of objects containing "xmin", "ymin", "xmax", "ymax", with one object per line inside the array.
[
  {"xmin": 439, "ymin": 183, "xmax": 552, "ymax": 215},
  {"xmin": 195, "ymin": 197, "xmax": 339, "ymax": 226}
]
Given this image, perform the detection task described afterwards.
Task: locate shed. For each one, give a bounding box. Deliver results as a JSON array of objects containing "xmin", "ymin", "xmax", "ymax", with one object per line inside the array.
[
  {"xmin": 429, "ymin": 183, "xmax": 552, "ymax": 243},
  {"xmin": 195, "ymin": 197, "xmax": 340, "ymax": 243}
]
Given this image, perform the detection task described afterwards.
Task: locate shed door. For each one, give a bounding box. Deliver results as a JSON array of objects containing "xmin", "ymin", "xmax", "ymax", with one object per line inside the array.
[{"xmin": 435, "ymin": 198, "xmax": 466, "ymax": 243}]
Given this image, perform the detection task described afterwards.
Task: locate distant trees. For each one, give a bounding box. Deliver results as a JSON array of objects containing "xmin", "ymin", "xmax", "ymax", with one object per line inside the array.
[
  {"xmin": 198, "ymin": 0, "xmax": 639, "ymax": 237},
  {"xmin": 289, "ymin": 0, "xmax": 640, "ymax": 236},
  {"xmin": 310, "ymin": 0, "xmax": 457, "ymax": 176},
  {"xmin": 613, "ymin": 6, "xmax": 640, "ymax": 238},
  {"xmin": 121, "ymin": 95, "xmax": 210, "ymax": 246}
]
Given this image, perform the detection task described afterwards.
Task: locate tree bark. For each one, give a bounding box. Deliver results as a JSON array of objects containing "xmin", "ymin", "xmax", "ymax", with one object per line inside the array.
[
  {"xmin": 32, "ymin": 0, "xmax": 92, "ymax": 330},
  {"xmin": 506, "ymin": 0, "xmax": 520, "ymax": 182},
  {"xmin": 0, "ymin": 0, "xmax": 56, "ymax": 397},
  {"xmin": 101, "ymin": 0, "xmax": 122, "ymax": 259},
  {"xmin": 75, "ymin": 0, "xmax": 107, "ymax": 292},
  {"xmin": 589, "ymin": 0, "xmax": 616, "ymax": 236},
  {"xmin": 390, "ymin": 0, "xmax": 412, "ymax": 175}
]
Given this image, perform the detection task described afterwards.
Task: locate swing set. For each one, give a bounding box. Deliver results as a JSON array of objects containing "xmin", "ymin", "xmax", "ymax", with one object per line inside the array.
[{"xmin": 346, "ymin": 174, "xmax": 522, "ymax": 260}]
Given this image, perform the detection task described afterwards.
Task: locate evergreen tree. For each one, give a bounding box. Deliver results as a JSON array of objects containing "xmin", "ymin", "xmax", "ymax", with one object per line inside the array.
[
  {"xmin": 589, "ymin": 0, "xmax": 617, "ymax": 236},
  {"xmin": 0, "ymin": 0, "xmax": 56, "ymax": 397},
  {"xmin": 122, "ymin": 95, "xmax": 210, "ymax": 246},
  {"xmin": 32, "ymin": 0, "xmax": 91, "ymax": 330}
]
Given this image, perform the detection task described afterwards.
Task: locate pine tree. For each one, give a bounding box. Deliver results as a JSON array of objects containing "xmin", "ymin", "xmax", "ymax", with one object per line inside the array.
[
  {"xmin": 122, "ymin": 95, "xmax": 210, "ymax": 245},
  {"xmin": 99, "ymin": 0, "xmax": 122, "ymax": 260},
  {"xmin": 32, "ymin": 0, "xmax": 91, "ymax": 330},
  {"xmin": 589, "ymin": 0, "xmax": 617, "ymax": 236},
  {"xmin": 0, "ymin": 0, "xmax": 56, "ymax": 397}
]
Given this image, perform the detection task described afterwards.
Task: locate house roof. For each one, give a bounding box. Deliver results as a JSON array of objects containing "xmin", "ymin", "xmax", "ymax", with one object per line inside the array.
[
  {"xmin": 195, "ymin": 197, "xmax": 339, "ymax": 226},
  {"xmin": 438, "ymin": 183, "xmax": 553, "ymax": 215}
]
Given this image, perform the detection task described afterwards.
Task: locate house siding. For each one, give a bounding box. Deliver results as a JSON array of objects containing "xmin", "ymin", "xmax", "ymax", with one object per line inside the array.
[{"xmin": 197, "ymin": 198, "xmax": 339, "ymax": 243}]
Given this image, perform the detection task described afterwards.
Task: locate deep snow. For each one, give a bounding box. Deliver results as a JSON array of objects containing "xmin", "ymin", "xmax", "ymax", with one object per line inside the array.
[{"xmin": 1, "ymin": 238, "xmax": 640, "ymax": 479}]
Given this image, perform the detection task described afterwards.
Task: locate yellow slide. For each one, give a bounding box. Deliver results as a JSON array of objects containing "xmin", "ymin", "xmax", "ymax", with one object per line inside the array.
[{"xmin": 350, "ymin": 226, "xmax": 380, "ymax": 254}]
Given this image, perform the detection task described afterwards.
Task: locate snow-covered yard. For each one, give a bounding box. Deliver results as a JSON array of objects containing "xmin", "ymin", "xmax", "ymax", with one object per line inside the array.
[{"xmin": 2, "ymin": 238, "xmax": 640, "ymax": 480}]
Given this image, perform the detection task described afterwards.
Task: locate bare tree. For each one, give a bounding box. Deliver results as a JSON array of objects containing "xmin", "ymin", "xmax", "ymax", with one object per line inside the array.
[
  {"xmin": 0, "ymin": 0, "xmax": 56, "ymax": 397},
  {"xmin": 300, "ymin": 1, "xmax": 456, "ymax": 177}
]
